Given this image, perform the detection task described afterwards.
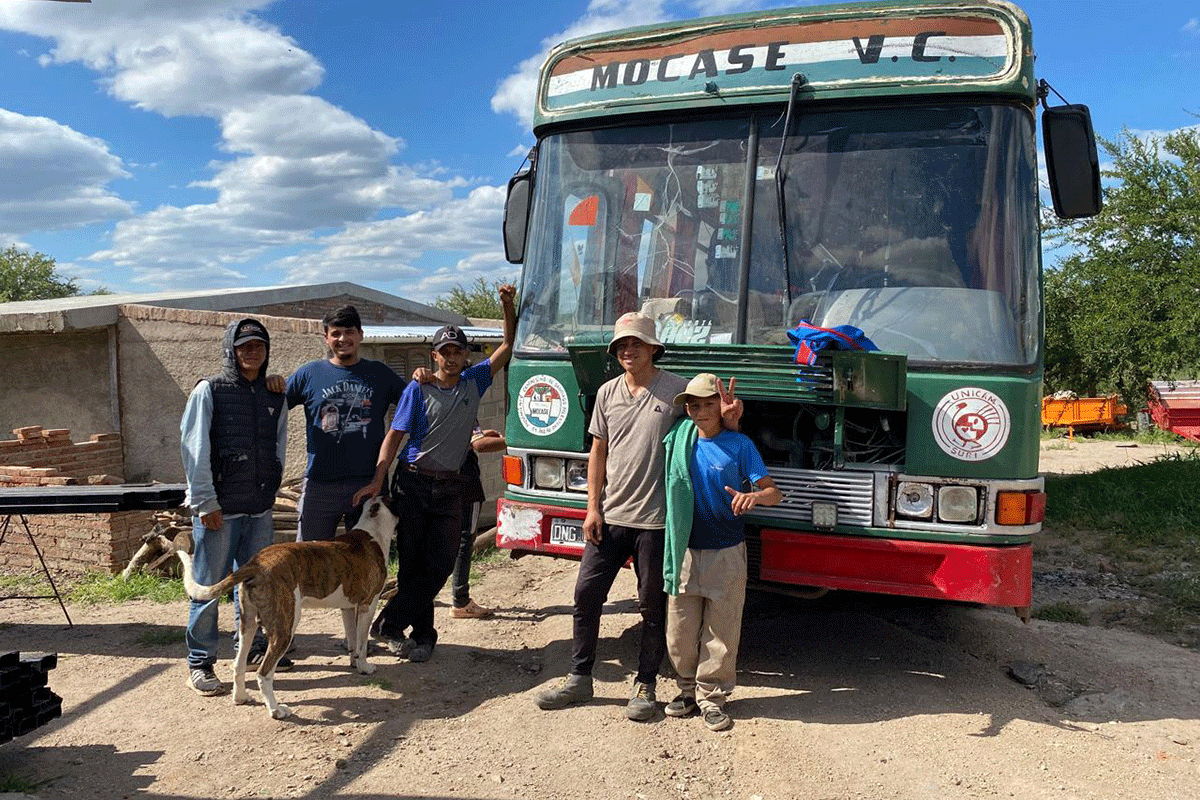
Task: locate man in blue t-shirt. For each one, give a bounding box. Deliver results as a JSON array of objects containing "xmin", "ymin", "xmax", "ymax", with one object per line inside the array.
[
  {"xmin": 354, "ymin": 284, "xmax": 516, "ymax": 663},
  {"xmin": 284, "ymin": 305, "xmax": 406, "ymax": 542}
]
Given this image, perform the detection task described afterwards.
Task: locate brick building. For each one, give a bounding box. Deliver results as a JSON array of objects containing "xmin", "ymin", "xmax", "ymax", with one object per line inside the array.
[{"xmin": 0, "ymin": 285, "xmax": 508, "ymax": 575}]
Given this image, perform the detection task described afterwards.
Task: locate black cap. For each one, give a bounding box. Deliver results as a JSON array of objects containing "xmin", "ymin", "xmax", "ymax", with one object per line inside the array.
[
  {"xmin": 232, "ymin": 320, "xmax": 268, "ymax": 346},
  {"xmin": 431, "ymin": 325, "xmax": 467, "ymax": 351}
]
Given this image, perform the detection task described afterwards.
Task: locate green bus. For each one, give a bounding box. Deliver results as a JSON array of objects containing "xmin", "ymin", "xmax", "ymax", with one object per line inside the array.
[{"xmin": 495, "ymin": 0, "xmax": 1099, "ymax": 615}]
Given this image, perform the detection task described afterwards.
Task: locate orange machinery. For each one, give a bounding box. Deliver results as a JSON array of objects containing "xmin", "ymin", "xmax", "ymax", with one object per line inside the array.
[{"xmin": 1041, "ymin": 394, "xmax": 1128, "ymax": 439}]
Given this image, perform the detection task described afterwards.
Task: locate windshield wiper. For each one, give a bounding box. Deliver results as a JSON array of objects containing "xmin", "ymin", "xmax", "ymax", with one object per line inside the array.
[{"xmin": 775, "ymin": 73, "xmax": 808, "ymax": 306}]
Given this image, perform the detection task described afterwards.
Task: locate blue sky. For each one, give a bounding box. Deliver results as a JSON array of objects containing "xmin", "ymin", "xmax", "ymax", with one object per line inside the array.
[{"xmin": 1, "ymin": 0, "xmax": 1198, "ymax": 303}]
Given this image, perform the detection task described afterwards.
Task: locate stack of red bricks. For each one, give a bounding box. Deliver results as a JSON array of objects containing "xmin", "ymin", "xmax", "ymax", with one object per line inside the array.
[
  {"xmin": 0, "ymin": 426, "xmax": 148, "ymax": 575},
  {"xmin": 0, "ymin": 426, "xmax": 124, "ymax": 487}
]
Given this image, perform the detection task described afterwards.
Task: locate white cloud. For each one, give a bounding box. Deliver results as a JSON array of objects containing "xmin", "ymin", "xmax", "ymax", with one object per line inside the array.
[
  {"xmin": 1, "ymin": 0, "xmax": 474, "ymax": 289},
  {"xmin": 491, "ymin": 0, "xmax": 674, "ymax": 130},
  {"xmin": 1183, "ymin": 18, "xmax": 1199, "ymax": 35},
  {"xmin": 267, "ymin": 185, "xmax": 509, "ymax": 302},
  {"xmin": 0, "ymin": 109, "xmax": 134, "ymax": 233}
]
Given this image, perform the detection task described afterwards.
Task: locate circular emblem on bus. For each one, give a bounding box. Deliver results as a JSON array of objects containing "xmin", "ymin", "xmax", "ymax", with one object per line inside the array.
[
  {"xmin": 517, "ymin": 375, "xmax": 569, "ymax": 437},
  {"xmin": 931, "ymin": 387, "xmax": 1011, "ymax": 461}
]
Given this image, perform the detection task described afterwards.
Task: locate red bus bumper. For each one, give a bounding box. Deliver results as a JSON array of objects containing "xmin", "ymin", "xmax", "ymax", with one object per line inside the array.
[
  {"xmin": 757, "ymin": 529, "xmax": 1031, "ymax": 607},
  {"xmin": 496, "ymin": 499, "xmax": 1031, "ymax": 607}
]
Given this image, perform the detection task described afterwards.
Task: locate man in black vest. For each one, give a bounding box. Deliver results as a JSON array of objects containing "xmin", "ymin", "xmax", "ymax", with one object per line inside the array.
[{"xmin": 180, "ymin": 318, "xmax": 288, "ymax": 696}]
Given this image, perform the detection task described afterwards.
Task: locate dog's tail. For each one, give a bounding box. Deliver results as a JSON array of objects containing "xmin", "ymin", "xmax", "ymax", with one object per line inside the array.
[{"xmin": 176, "ymin": 549, "xmax": 254, "ymax": 602}]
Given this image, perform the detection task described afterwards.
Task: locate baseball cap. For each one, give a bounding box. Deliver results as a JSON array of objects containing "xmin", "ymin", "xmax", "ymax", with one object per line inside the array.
[
  {"xmin": 607, "ymin": 311, "xmax": 663, "ymax": 357},
  {"xmin": 232, "ymin": 320, "xmax": 268, "ymax": 347},
  {"xmin": 431, "ymin": 324, "xmax": 468, "ymax": 351},
  {"xmin": 673, "ymin": 373, "xmax": 720, "ymax": 406}
]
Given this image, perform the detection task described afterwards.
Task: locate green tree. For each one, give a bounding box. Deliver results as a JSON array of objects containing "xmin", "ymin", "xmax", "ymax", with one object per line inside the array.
[
  {"xmin": 434, "ymin": 276, "xmax": 515, "ymax": 319},
  {"xmin": 1044, "ymin": 128, "xmax": 1200, "ymax": 404},
  {"xmin": 0, "ymin": 245, "xmax": 81, "ymax": 303}
]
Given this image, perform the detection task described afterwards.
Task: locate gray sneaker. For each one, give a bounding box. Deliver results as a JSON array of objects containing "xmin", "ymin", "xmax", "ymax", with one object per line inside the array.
[
  {"xmin": 703, "ymin": 706, "xmax": 732, "ymax": 731},
  {"xmin": 187, "ymin": 665, "xmax": 225, "ymax": 696},
  {"xmin": 625, "ymin": 681, "xmax": 657, "ymax": 721},
  {"xmin": 664, "ymin": 693, "xmax": 698, "ymax": 717},
  {"xmin": 534, "ymin": 674, "xmax": 594, "ymax": 710}
]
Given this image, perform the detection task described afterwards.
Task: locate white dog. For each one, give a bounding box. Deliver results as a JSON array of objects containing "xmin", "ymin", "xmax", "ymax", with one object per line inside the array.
[{"xmin": 177, "ymin": 495, "xmax": 398, "ymax": 719}]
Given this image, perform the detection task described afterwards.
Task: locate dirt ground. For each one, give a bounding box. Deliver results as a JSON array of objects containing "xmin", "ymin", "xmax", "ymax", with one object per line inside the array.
[{"xmin": 2, "ymin": 439, "xmax": 1199, "ymax": 800}]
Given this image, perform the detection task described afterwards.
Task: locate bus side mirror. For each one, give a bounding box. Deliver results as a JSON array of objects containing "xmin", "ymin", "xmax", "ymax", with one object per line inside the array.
[
  {"xmin": 1042, "ymin": 104, "xmax": 1102, "ymax": 219},
  {"xmin": 504, "ymin": 169, "xmax": 533, "ymax": 264}
]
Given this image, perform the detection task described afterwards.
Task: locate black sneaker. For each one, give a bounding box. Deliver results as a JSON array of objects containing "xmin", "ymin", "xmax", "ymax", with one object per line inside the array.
[
  {"xmin": 703, "ymin": 706, "xmax": 732, "ymax": 732},
  {"xmin": 246, "ymin": 642, "xmax": 295, "ymax": 672},
  {"xmin": 407, "ymin": 642, "xmax": 434, "ymax": 663},
  {"xmin": 664, "ymin": 693, "xmax": 698, "ymax": 717}
]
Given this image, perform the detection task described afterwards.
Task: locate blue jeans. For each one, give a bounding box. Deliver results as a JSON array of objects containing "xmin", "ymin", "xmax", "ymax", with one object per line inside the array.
[{"xmin": 185, "ymin": 512, "xmax": 274, "ymax": 668}]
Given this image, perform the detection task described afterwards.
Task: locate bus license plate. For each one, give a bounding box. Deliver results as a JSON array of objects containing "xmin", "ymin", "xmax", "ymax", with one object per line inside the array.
[{"xmin": 550, "ymin": 520, "xmax": 584, "ymax": 546}]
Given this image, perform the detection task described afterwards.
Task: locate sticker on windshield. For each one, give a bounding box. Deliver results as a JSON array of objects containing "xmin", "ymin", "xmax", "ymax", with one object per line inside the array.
[
  {"xmin": 931, "ymin": 387, "xmax": 1010, "ymax": 461},
  {"xmin": 518, "ymin": 375, "xmax": 569, "ymax": 437}
]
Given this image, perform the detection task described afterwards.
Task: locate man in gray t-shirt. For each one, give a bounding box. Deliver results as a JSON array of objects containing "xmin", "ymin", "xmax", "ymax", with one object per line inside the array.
[{"xmin": 535, "ymin": 312, "xmax": 687, "ymax": 722}]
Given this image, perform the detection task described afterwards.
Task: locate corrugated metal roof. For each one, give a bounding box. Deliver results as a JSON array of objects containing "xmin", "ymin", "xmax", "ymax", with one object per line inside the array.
[
  {"xmin": 361, "ymin": 325, "xmax": 503, "ymax": 343},
  {"xmin": 0, "ymin": 281, "xmax": 469, "ymax": 333}
]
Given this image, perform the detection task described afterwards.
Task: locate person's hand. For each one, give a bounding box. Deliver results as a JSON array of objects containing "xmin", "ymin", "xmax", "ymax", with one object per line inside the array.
[
  {"xmin": 352, "ymin": 480, "xmax": 383, "ymax": 507},
  {"xmin": 412, "ymin": 367, "xmax": 434, "ymax": 384},
  {"xmin": 200, "ymin": 510, "xmax": 224, "ymax": 530},
  {"xmin": 718, "ymin": 376, "xmax": 743, "ymax": 430},
  {"xmin": 583, "ymin": 509, "xmax": 604, "ymax": 545},
  {"xmin": 725, "ymin": 486, "xmax": 759, "ymax": 516},
  {"xmin": 479, "ymin": 428, "xmax": 502, "ymax": 439},
  {"xmin": 498, "ymin": 283, "xmax": 517, "ymax": 307},
  {"xmin": 265, "ymin": 374, "xmax": 286, "ymax": 394}
]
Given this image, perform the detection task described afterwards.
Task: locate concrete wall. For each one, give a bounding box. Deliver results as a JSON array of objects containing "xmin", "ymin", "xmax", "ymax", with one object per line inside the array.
[
  {"xmin": 0, "ymin": 328, "xmax": 115, "ymax": 440},
  {"xmin": 117, "ymin": 304, "xmax": 327, "ymax": 482}
]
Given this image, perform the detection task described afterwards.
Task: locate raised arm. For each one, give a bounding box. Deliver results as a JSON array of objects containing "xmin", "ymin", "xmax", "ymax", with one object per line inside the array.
[{"xmin": 486, "ymin": 283, "xmax": 518, "ymax": 373}]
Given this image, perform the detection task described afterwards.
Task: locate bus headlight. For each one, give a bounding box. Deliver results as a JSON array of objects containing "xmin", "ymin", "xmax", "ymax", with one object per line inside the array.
[
  {"xmin": 533, "ymin": 457, "xmax": 564, "ymax": 490},
  {"xmin": 566, "ymin": 459, "xmax": 588, "ymax": 491},
  {"xmin": 937, "ymin": 485, "xmax": 979, "ymax": 523},
  {"xmin": 895, "ymin": 481, "xmax": 933, "ymax": 519}
]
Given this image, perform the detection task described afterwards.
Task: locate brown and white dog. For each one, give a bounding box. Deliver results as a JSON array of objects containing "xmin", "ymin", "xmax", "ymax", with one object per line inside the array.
[{"xmin": 177, "ymin": 495, "xmax": 398, "ymax": 719}]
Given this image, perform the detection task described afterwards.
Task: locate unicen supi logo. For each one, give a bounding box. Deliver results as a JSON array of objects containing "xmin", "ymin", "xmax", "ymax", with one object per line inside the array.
[
  {"xmin": 517, "ymin": 375, "xmax": 569, "ymax": 437},
  {"xmin": 931, "ymin": 387, "xmax": 1011, "ymax": 461}
]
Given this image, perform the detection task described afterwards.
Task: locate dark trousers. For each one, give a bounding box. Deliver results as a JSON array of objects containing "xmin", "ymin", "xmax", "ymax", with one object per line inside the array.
[
  {"xmin": 451, "ymin": 500, "xmax": 481, "ymax": 608},
  {"xmin": 377, "ymin": 470, "xmax": 463, "ymax": 646},
  {"xmin": 296, "ymin": 477, "xmax": 365, "ymax": 542},
  {"xmin": 571, "ymin": 523, "xmax": 667, "ymax": 685}
]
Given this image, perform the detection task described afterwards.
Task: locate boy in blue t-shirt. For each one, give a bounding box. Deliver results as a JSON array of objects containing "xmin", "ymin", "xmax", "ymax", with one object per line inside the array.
[{"xmin": 662, "ymin": 373, "xmax": 781, "ymax": 732}]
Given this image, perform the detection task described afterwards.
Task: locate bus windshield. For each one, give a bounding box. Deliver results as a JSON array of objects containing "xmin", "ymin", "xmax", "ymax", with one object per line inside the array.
[{"xmin": 516, "ymin": 105, "xmax": 1039, "ymax": 366}]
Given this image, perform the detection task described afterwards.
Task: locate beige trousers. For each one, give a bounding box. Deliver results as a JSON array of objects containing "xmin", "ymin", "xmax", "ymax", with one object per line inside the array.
[{"xmin": 666, "ymin": 542, "xmax": 747, "ymax": 711}]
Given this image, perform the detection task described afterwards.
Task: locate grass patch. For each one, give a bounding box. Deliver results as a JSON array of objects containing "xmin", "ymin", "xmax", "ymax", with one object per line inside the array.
[
  {"xmin": 1090, "ymin": 427, "xmax": 1198, "ymax": 446},
  {"xmin": 469, "ymin": 546, "xmax": 507, "ymax": 585},
  {"xmin": 364, "ymin": 676, "xmax": 393, "ymax": 691},
  {"xmin": 0, "ymin": 573, "xmax": 51, "ymax": 593},
  {"xmin": 0, "ymin": 773, "xmax": 42, "ymax": 793},
  {"xmin": 1044, "ymin": 451, "xmax": 1200, "ymax": 547},
  {"xmin": 66, "ymin": 571, "xmax": 187, "ymax": 605},
  {"xmin": 130, "ymin": 625, "xmax": 184, "ymax": 647},
  {"xmin": 1044, "ymin": 441, "xmax": 1075, "ymax": 451},
  {"xmin": 1032, "ymin": 602, "xmax": 1089, "ymax": 625},
  {"xmin": 1158, "ymin": 573, "xmax": 1200, "ymax": 611}
]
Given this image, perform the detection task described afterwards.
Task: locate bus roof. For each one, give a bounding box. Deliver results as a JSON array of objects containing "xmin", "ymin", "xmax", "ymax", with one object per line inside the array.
[{"xmin": 535, "ymin": 0, "xmax": 1034, "ymax": 131}]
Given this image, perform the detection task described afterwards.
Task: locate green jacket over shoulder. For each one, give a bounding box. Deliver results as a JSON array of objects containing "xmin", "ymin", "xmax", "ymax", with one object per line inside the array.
[{"xmin": 662, "ymin": 417, "xmax": 698, "ymax": 596}]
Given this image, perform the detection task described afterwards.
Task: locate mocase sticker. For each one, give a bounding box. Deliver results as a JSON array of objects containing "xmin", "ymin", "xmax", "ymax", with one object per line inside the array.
[
  {"xmin": 931, "ymin": 387, "xmax": 1011, "ymax": 461},
  {"xmin": 517, "ymin": 374, "xmax": 569, "ymax": 437}
]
